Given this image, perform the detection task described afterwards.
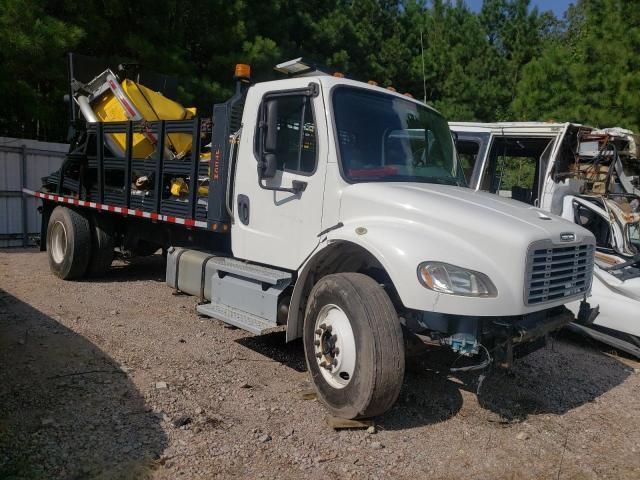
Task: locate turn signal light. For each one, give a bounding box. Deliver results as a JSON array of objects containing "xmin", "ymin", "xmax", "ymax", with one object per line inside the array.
[
  {"xmin": 404, "ymin": 92, "xmax": 414, "ymax": 98},
  {"xmin": 234, "ymin": 63, "xmax": 251, "ymax": 79},
  {"xmin": 367, "ymin": 80, "xmax": 378, "ymax": 86},
  {"xmin": 333, "ymin": 71, "xmax": 345, "ymax": 78},
  {"xmin": 386, "ymin": 86, "xmax": 396, "ymax": 92}
]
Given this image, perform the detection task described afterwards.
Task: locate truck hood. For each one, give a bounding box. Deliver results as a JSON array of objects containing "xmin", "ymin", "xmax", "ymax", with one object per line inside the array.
[
  {"xmin": 339, "ymin": 182, "xmax": 585, "ymax": 242},
  {"xmin": 334, "ymin": 182, "xmax": 596, "ymax": 317}
]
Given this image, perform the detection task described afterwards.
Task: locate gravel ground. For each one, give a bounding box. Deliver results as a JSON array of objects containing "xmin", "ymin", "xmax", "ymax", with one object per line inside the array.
[{"xmin": 1, "ymin": 248, "xmax": 639, "ymax": 480}]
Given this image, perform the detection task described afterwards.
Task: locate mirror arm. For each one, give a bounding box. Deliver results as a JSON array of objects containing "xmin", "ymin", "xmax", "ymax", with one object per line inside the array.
[{"xmin": 258, "ymin": 179, "xmax": 307, "ymax": 195}]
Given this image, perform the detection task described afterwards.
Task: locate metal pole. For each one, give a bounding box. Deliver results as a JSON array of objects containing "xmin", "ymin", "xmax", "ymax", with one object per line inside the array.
[{"xmin": 20, "ymin": 144, "xmax": 28, "ymax": 247}]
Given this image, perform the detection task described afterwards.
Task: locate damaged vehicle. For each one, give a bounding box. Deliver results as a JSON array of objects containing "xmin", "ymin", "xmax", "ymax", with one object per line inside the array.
[{"xmin": 449, "ymin": 122, "xmax": 640, "ymax": 357}]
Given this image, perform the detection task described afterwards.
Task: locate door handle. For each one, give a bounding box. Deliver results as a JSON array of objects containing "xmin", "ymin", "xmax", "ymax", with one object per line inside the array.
[{"xmin": 237, "ymin": 194, "xmax": 250, "ymax": 225}]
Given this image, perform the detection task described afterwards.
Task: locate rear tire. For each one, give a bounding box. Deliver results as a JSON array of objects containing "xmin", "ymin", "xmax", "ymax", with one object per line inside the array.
[
  {"xmin": 303, "ymin": 273, "xmax": 405, "ymax": 419},
  {"xmin": 46, "ymin": 206, "xmax": 91, "ymax": 280},
  {"xmin": 87, "ymin": 213, "xmax": 114, "ymax": 277}
]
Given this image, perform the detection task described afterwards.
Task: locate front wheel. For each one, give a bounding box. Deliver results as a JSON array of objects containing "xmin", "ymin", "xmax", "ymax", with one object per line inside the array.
[{"xmin": 303, "ymin": 273, "xmax": 405, "ymax": 419}]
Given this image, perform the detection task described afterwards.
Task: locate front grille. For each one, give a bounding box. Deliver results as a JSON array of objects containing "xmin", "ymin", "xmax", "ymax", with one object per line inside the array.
[{"xmin": 525, "ymin": 242, "xmax": 595, "ymax": 305}]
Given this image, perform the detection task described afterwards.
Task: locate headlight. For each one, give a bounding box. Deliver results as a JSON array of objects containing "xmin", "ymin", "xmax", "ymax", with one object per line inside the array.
[{"xmin": 417, "ymin": 262, "xmax": 497, "ymax": 297}]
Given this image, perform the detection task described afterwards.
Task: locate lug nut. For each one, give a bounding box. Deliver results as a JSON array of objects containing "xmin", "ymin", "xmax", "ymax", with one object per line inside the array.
[
  {"xmin": 315, "ymin": 329, "xmax": 322, "ymax": 335},
  {"xmin": 331, "ymin": 334, "xmax": 337, "ymax": 342},
  {"xmin": 325, "ymin": 325, "xmax": 333, "ymax": 333},
  {"xmin": 334, "ymin": 348, "xmax": 340, "ymax": 355},
  {"xmin": 319, "ymin": 323, "xmax": 326, "ymax": 330},
  {"xmin": 314, "ymin": 340, "xmax": 320, "ymax": 346},
  {"xmin": 315, "ymin": 352, "xmax": 322, "ymax": 358}
]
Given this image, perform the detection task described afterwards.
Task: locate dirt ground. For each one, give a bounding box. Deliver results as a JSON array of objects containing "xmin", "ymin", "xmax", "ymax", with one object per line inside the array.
[{"xmin": 0, "ymin": 249, "xmax": 639, "ymax": 480}]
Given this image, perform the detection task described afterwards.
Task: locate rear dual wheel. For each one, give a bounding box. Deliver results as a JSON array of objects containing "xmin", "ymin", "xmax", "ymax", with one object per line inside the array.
[
  {"xmin": 47, "ymin": 206, "xmax": 91, "ymax": 279},
  {"xmin": 47, "ymin": 206, "xmax": 114, "ymax": 279},
  {"xmin": 88, "ymin": 213, "xmax": 114, "ymax": 276},
  {"xmin": 303, "ymin": 273, "xmax": 405, "ymax": 419}
]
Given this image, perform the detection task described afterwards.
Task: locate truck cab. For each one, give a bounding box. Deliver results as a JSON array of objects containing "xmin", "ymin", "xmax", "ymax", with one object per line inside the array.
[
  {"xmin": 31, "ymin": 58, "xmax": 597, "ymax": 419},
  {"xmin": 450, "ymin": 122, "xmax": 640, "ymax": 357}
]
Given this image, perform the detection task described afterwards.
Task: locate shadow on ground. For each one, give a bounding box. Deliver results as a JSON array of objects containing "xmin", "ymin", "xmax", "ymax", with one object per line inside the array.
[
  {"xmin": 0, "ymin": 289, "xmax": 167, "ymax": 479},
  {"xmin": 235, "ymin": 331, "xmax": 307, "ymax": 372},
  {"xmin": 240, "ymin": 328, "xmax": 632, "ymax": 430},
  {"xmin": 91, "ymin": 255, "xmax": 166, "ymax": 283},
  {"xmin": 471, "ymin": 333, "xmax": 632, "ymax": 422}
]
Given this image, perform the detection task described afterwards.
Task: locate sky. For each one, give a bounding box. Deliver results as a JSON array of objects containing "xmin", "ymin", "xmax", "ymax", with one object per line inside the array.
[{"xmin": 465, "ymin": 0, "xmax": 573, "ymax": 17}]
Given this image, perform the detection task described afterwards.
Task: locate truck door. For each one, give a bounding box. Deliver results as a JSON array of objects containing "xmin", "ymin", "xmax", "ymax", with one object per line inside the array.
[
  {"xmin": 230, "ymin": 79, "xmax": 328, "ymax": 270},
  {"xmin": 453, "ymin": 131, "xmax": 491, "ymax": 188},
  {"xmin": 537, "ymin": 123, "xmax": 571, "ymax": 212}
]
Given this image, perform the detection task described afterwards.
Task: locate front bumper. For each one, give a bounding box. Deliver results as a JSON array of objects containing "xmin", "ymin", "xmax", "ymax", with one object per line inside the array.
[{"xmin": 413, "ymin": 302, "xmax": 594, "ymax": 367}]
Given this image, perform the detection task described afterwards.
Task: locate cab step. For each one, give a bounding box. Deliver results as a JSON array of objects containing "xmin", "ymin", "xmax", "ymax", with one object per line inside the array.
[
  {"xmin": 208, "ymin": 256, "xmax": 291, "ymax": 285},
  {"xmin": 196, "ymin": 302, "xmax": 278, "ymax": 335},
  {"xmin": 166, "ymin": 248, "xmax": 292, "ymax": 334}
]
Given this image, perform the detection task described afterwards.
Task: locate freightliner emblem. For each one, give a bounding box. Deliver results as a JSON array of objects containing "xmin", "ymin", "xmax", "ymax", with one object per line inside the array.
[{"xmin": 560, "ymin": 232, "xmax": 576, "ymax": 242}]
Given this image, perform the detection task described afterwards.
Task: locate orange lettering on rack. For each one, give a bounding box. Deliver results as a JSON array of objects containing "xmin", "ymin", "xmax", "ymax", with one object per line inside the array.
[{"xmin": 213, "ymin": 149, "xmax": 221, "ymax": 180}]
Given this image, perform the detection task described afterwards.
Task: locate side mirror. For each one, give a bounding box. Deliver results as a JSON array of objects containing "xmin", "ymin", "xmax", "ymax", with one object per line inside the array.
[
  {"xmin": 260, "ymin": 153, "xmax": 278, "ymax": 178},
  {"xmin": 258, "ymin": 99, "xmax": 278, "ymax": 179}
]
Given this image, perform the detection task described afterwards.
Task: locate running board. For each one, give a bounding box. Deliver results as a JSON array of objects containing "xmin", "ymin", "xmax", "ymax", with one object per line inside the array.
[
  {"xmin": 197, "ymin": 302, "xmax": 277, "ymax": 335},
  {"xmin": 166, "ymin": 248, "xmax": 292, "ymax": 333},
  {"xmin": 208, "ymin": 256, "xmax": 291, "ymax": 285}
]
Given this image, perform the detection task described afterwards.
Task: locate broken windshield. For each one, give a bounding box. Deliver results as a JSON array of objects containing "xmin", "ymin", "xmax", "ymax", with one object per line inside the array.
[
  {"xmin": 332, "ymin": 87, "xmax": 464, "ymax": 186},
  {"xmin": 629, "ymin": 222, "xmax": 640, "ymax": 251}
]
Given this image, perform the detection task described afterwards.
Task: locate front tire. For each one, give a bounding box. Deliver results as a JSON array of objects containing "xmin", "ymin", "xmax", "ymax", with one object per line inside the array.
[
  {"xmin": 303, "ymin": 273, "xmax": 405, "ymax": 419},
  {"xmin": 46, "ymin": 206, "xmax": 91, "ymax": 280}
]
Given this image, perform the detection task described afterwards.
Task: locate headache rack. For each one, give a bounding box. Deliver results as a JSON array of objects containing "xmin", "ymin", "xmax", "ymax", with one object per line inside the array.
[{"xmin": 525, "ymin": 241, "xmax": 595, "ymax": 305}]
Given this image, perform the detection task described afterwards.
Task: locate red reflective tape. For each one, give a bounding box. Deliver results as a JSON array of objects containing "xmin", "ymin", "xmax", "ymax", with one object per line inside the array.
[
  {"xmin": 28, "ymin": 189, "xmax": 209, "ymax": 231},
  {"xmin": 120, "ymin": 99, "xmax": 137, "ymax": 118}
]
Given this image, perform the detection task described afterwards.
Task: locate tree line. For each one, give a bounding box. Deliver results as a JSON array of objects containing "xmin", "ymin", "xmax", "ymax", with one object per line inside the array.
[{"xmin": 1, "ymin": 0, "xmax": 638, "ymax": 142}]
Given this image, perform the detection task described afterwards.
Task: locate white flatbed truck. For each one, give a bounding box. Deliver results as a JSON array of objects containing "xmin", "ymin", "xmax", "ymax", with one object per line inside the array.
[{"xmin": 27, "ymin": 56, "xmax": 597, "ymax": 419}]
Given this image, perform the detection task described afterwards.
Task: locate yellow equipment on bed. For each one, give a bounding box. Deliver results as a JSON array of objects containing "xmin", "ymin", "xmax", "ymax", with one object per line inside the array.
[{"xmin": 79, "ymin": 69, "xmax": 196, "ymax": 159}]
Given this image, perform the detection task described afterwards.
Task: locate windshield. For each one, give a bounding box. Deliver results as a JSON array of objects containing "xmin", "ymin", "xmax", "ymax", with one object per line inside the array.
[{"xmin": 332, "ymin": 87, "xmax": 464, "ymax": 186}]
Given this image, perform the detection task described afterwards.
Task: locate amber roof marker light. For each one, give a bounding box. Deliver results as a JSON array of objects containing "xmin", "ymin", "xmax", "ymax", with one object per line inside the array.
[{"xmin": 234, "ymin": 64, "xmax": 251, "ymax": 81}]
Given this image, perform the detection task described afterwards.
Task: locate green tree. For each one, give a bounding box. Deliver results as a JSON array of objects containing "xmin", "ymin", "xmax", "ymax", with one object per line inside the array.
[
  {"xmin": 0, "ymin": 0, "xmax": 83, "ymax": 139},
  {"xmin": 513, "ymin": 0, "xmax": 640, "ymax": 130}
]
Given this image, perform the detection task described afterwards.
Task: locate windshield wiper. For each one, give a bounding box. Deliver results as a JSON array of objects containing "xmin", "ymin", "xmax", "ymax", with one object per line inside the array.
[{"xmin": 421, "ymin": 176, "xmax": 462, "ymax": 186}]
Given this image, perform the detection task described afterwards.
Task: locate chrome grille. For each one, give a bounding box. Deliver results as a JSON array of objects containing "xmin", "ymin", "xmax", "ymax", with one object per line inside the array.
[{"xmin": 525, "ymin": 242, "xmax": 595, "ymax": 305}]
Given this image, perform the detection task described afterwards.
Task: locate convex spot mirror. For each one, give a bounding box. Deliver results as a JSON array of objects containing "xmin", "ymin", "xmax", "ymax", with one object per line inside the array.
[{"xmin": 258, "ymin": 99, "xmax": 278, "ymax": 179}]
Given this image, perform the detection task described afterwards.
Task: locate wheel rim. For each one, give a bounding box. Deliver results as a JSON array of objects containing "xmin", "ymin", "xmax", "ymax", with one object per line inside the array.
[
  {"xmin": 50, "ymin": 221, "xmax": 68, "ymax": 264},
  {"xmin": 313, "ymin": 304, "xmax": 356, "ymax": 389}
]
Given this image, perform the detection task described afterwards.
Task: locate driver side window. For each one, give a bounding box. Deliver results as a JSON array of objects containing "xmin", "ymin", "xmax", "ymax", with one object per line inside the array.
[{"xmin": 263, "ymin": 95, "xmax": 317, "ymax": 175}]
